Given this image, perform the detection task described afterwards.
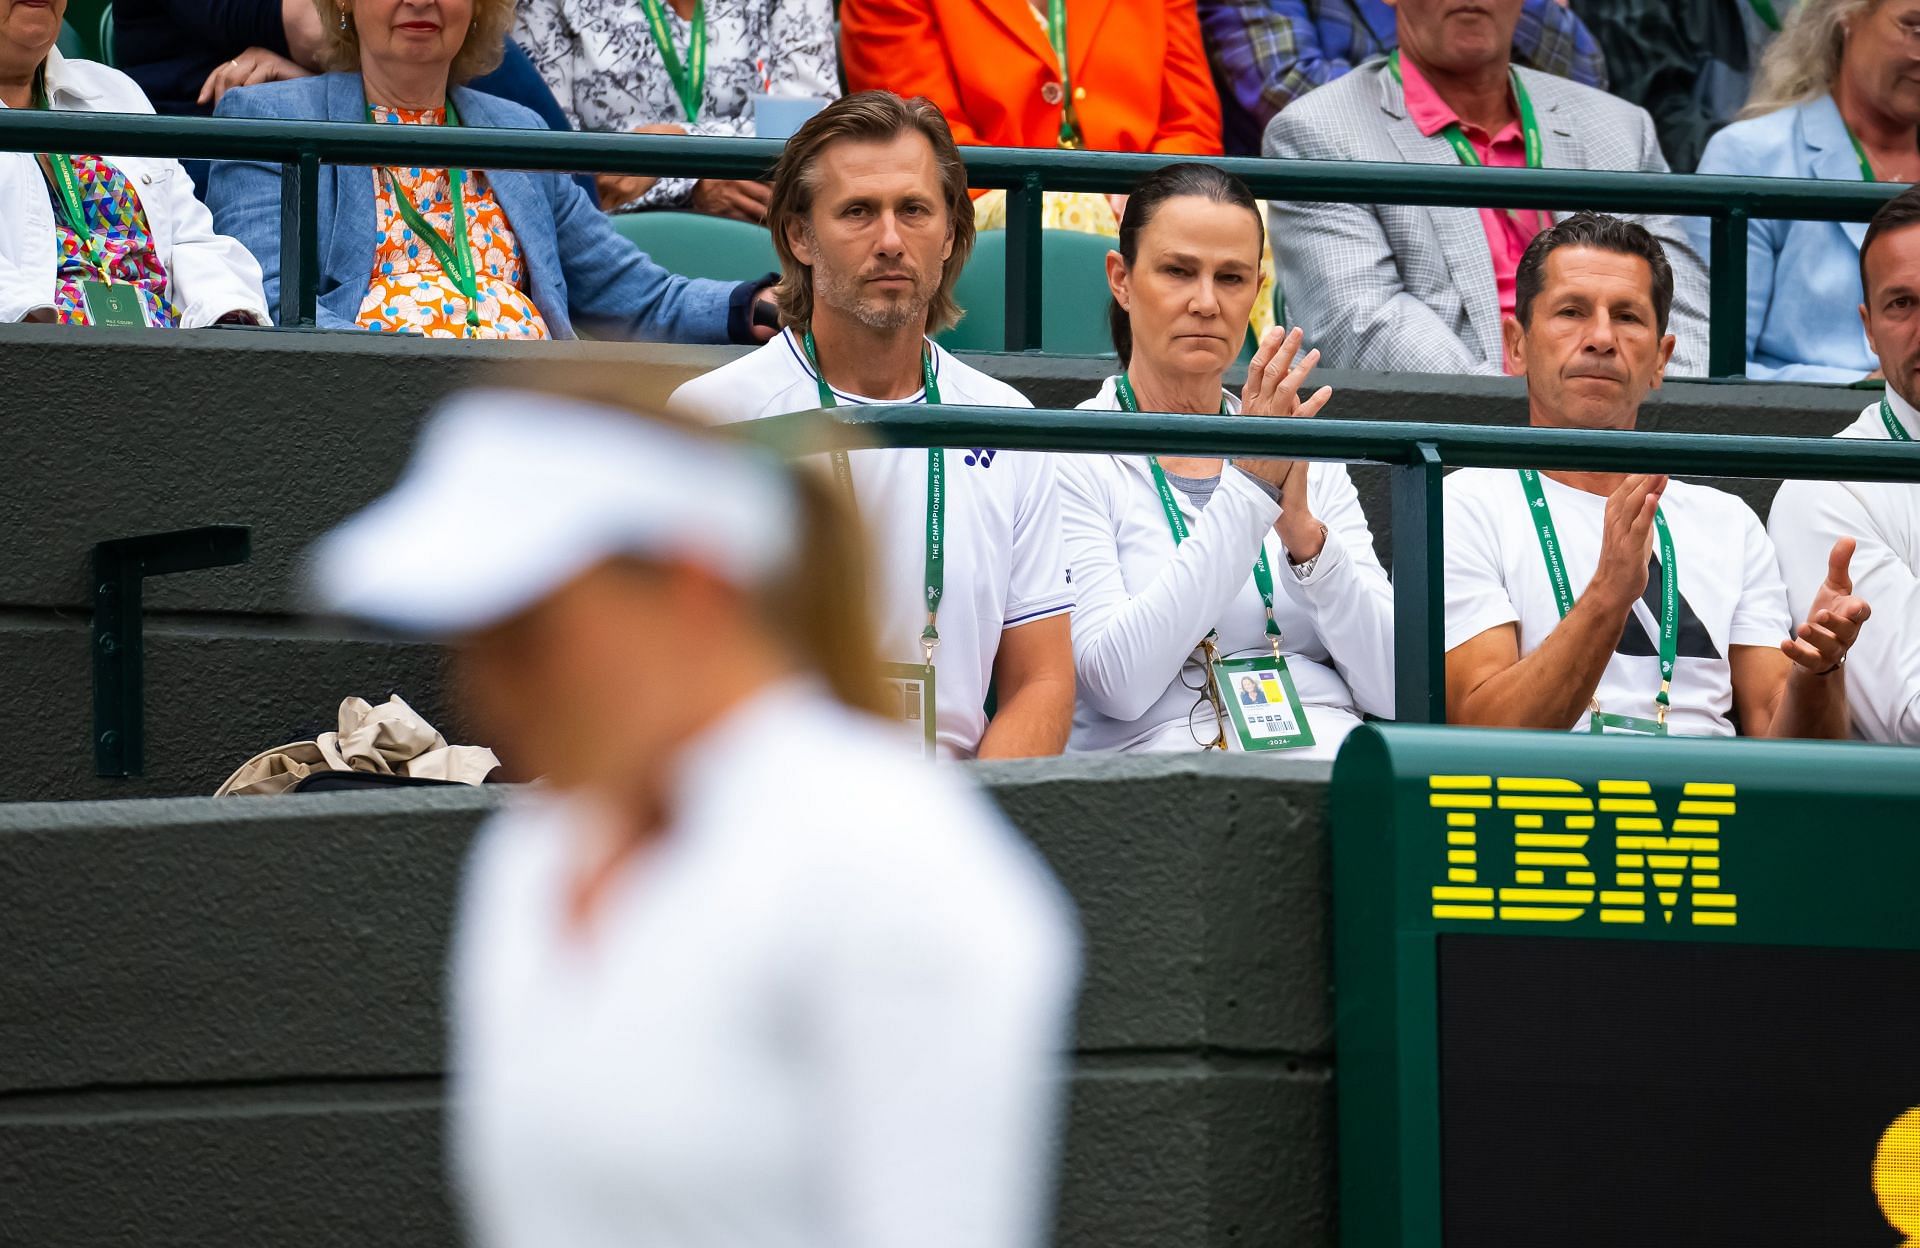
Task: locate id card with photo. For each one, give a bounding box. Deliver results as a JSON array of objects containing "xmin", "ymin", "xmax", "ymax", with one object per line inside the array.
[
  {"xmin": 1214, "ymin": 654, "xmax": 1315, "ymax": 752},
  {"xmin": 1588, "ymin": 710, "xmax": 1667, "ymax": 737},
  {"xmin": 80, "ymin": 280, "xmax": 151, "ymax": 328},
  {"xmin": 880, "ymin": 661, "xmax": 937, "ymax": 759}
]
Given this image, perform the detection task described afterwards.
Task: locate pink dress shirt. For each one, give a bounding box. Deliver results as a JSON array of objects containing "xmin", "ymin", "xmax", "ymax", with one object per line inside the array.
[{"xmin": 1397, "ymin": 54, "xmax": 1548, "ymax": 355}]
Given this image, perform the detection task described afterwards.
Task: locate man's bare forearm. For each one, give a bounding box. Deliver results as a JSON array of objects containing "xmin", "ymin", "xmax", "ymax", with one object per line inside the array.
[
  {"xmin": 975, "ymin": 676, "xmax": 1073, "ymax": 759},
  {"xmin": 1451, "ymin": 593, "xmax": 1634, "ymax": 730},
  {"xmin": 1764, "ymin": 666, "xmax": 1851, "ymax": 740}
]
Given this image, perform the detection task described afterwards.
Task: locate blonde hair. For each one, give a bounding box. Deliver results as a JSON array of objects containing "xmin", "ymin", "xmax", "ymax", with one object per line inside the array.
[
  {"xmin": 766, "ymin": 91, "xmax": 976, "ymax": 335},
  {"xmin": 480, "ymin": 361, "xmax": 891, "ymax": 719},
  {"xmin": 1743, "ymin": 0, "xmax": 1878, "ymax": 117},
  {"xmin": 313, "ymin": 0, "xmax": 514, "ymax": 84}
]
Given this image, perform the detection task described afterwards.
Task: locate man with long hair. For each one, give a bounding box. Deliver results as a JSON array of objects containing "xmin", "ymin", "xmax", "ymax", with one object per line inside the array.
[{"xmin": 671, "ymin": 91, "xmax": 1076, "ymax": 760}]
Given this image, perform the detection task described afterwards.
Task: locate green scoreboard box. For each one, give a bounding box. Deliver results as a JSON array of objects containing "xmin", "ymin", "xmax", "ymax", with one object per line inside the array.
[{"xmin": 1331, "ymin": 725, "xmax": 1920, "ymax": 1248}]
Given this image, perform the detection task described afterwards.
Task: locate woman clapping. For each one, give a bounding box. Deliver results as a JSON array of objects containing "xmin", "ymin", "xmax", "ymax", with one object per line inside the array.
[{"xmin": 1061, "ymin": 164, "xmax": 1395, "ymax": 757}]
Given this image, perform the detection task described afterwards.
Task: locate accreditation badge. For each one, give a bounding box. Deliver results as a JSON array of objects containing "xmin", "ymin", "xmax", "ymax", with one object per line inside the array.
[
  {"xmin": 880, "ymin": 661, "xmax": 937, "ymax": 759},
  {"xmin": 1587, "ymin": 710, "xmax": 1668, "ymax": 737},
  {"xmin": 1213, "ymin": 654, "xmax": 1315, "ymax": 752},
  {"xmin": 80, "ymin": 281, "xmax": 151, "ymax": 328}
]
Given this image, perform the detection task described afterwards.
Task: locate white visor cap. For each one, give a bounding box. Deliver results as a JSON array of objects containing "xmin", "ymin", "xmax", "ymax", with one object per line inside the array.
[{"xmin": 309, "ymin": 388, "xmax": 799, "ymax": 636}]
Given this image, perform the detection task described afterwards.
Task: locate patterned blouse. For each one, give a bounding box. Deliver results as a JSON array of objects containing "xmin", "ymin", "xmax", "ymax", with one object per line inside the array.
[
  {"xmin": 357, "ymin": 106, "xmax": 550, "ymax": 339},
  {"xmin": 513, "ymin": 0, "xmax": 838, "ymax": 210},
  {"xmin": 50, "ymin": 154, "xmax": 181, "ymax": 328}
]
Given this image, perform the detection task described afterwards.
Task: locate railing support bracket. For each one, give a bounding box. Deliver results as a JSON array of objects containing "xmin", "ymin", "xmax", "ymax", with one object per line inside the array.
[
  {"xmin": 1392, "ymin": 443, "xmax": 1446, "ymax": 726},
  {"xmin": 93, "ymin": 526, "xmax": 252, "ymax": 778}
]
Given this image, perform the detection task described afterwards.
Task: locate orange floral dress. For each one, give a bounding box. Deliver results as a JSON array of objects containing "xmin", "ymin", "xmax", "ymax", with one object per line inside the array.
[{"xmin": 356, "ymin": 105, "xmax": 551, "ymax": 339}]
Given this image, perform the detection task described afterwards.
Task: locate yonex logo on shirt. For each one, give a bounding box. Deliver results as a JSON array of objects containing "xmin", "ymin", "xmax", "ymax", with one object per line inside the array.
[{"xmin": 964, "ymin": 449, "xmax": 997, "ymax": 468}]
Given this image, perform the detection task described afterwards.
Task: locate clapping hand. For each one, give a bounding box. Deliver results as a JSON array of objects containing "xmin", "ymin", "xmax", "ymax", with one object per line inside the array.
[
  {"xmin": 1234, "ymin": 326, "xmax": 1332, "ymax": 494},
  {"xmin": 1586, "ymin": 473, "xmax": 1667, "ymax": 613},
  {"xmin": 1235, "ymin": 327, "xmax": 1333, "ymax": 562},
  {"xmin": 1782, "ymin": 537, "xmax": 1872, "ymax": 674},
  {"xmin": 1239, "ymin": 325, "xmax": 1332, "ymax": 420}
]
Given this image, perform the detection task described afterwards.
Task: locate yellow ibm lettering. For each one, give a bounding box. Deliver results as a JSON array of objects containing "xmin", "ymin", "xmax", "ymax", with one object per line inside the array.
[{"xmin": 1428, "ymin": 776, "xmax": 1737, "ymax": 926}]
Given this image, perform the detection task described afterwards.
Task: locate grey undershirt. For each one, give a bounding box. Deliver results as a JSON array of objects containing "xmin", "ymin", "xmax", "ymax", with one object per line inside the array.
[{"xmin": 1163, "ymin": 463, "xmax": 1282, "ymax": 511}]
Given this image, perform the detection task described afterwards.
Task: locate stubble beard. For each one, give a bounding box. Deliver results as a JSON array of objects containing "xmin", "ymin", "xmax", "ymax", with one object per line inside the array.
[{"xmin": 814, "ymin": 266, "xmax": 935, "ymax": 333}]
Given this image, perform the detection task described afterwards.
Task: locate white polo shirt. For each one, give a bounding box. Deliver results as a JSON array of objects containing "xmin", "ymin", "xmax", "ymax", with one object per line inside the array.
[
  {"xmin": 669, "ymin": 331, "xmax": 1075, "ymax": 758},
  {"xmin": 1444, "ymin": 467, "xmax": 1794, "ymax": 736},
  {"xmin": 451, "ymin": 680, "xmax": 1080, "ymax": 1248},
  {"xmin": 1768, "ymin": 391, "xmax": 1920, "ymax": 743},
  {"xmin": 1059, "ymin": 378, "xmax": 1397, "ymax": 756}
]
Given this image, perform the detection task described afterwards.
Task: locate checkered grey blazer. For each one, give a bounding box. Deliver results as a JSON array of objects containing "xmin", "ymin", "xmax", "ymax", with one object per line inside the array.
[{"xmin": 1261, "ymin": 58, "xmax": 1710, "ymax": 377}]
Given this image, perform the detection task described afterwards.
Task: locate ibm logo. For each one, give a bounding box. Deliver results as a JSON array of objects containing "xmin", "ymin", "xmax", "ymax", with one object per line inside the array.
[{"xmin": 1426, "ymin": 774, "xmax": 1738, "ymax": 927}]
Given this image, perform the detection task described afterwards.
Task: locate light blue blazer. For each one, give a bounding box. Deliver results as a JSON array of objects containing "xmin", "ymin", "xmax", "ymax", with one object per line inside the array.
[
  {"xmin": 206, "ymin": 73, "xmax": 741, "ymax": 341},
  {"xmin": 1687, "ymin": 94, "xmax": 1875, "ymax": 384}
]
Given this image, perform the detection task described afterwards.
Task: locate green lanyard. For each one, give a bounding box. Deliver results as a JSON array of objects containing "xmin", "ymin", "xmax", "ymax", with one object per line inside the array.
[
  {"xmin": 636, "ymin": 0, "xmax": 707, "ymax": 124},
  {"xmin": 31, "ymin": 77, "xmax": 111, "ymax": 281},
  {"xmin": 1519, "ymin": 469, "xmax": 1678, "ymax": 721},
  {"xmin": 1881, "ymin": 398, "xmax": 1914, "ymax": 442},
  {"xmin": 1846, "ymin": 124, "xmax": 1877, "ymax": 183},
  {"xmin": 1747, "ymin": 0, "xmax": 1783, "ymax": 32},
  {"xmin": 1389, "ymin": 49, "xmax": 1542, "ymax": 171},
  {"xmin": 367, "ymin": 98, "xmax": 481, "ymax": 337},
  {"xmin": 1116, "ymin": 375, "xmax": 1283, "ymax": 653},
  {"xmin": 1044, "ymin": 0, "xmax": 1082, "ymax": 148},
  {"xmin": 801, "ymin": 330, "xmax": 946, "ymax": 662}
]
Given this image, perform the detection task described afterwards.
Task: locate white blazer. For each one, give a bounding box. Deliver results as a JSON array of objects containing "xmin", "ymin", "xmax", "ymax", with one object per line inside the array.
[
  {"xmin": 0, "ymin": 49, "xmax": 268, "ymax": 327},
  {"xmin": 1060, "ymin": 378, "xmax": 1397, "ymax": 757}
]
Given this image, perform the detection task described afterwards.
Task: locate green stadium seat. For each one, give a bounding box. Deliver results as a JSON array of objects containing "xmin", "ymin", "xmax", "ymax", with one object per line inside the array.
[
  {"xmin": 939, "ymin": 229, "xmax": 1119, "ymax": 356},
  {"xmin": 56, "ymin": 19, "xmax": 84, "ymax": 59},
  {"xmin": 60, "ymin": 0, "xmax": 109, "ymax": 61},
  {"xmin": 606, "ymin": 210, "xmax": 779, "ymax": 284}
]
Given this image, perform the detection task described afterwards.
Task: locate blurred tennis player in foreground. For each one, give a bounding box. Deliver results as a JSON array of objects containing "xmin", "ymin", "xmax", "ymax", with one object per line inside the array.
[{"xmin": 308, "ymin": 380, "xmax": 1081, "ymax": 1248}]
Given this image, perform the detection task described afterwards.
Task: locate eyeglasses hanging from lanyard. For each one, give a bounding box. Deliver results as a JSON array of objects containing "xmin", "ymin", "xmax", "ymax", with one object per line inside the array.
[
  {"xmin": 1043, "ymin": 0, "xmax": 1083, "ymax": 149},
  {"xmin": 1118, "ymin": 374, "xmax": 1293, "ymax": 752},
  {"xmin": 367, "ymin": 98, "xmax": 483, "ymax": 338},
  {"xmin": 1519, "ymin": 469, "xmax": 1677, "ymax": 734},
  {"xmin": 1389, "ymin": 49, "xmax": 1543, "ymax": 229},
  {"xmin": 801, "ymin": 330, "xmax": 946, "ymax": 664},
  {"xmin": 637, "ymin": 0, "xmax": 707, "ymax": 124}
]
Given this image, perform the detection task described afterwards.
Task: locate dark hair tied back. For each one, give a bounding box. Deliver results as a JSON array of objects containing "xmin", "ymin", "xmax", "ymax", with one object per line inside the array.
[{"xmin": 1109, "ymin": 163, "xmax": 1264, "ymax": 366}]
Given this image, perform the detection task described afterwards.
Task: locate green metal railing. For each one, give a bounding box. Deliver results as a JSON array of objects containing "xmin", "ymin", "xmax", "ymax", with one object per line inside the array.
[
  {"xmin": 0, "ymin": 111, "xmax": 1900, "ymax": 373},
  {"xmin": 746, "ymin": 407, "xmax": 1920, "ymax": 726}
]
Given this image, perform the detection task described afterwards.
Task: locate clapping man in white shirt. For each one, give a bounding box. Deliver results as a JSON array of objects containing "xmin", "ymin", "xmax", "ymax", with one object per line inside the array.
[
  {"xmin": 1769, "ymin": 186, "xmax": 1920, "ymax": 743},
  {"xmin": 1444, "ymin": 211, "xmax": 1870, "ymax": 738},
  {"xmin": 671, "ymin": 91, "xmax": 1075, "ymax": 759}
]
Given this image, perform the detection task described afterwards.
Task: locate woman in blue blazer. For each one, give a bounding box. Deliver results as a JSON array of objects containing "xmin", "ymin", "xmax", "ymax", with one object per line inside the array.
[
  {"xmin": 206, "ymin": 0, "xmax": 774, "ymax": 342},
  {"xmin": 1686, "ymin": 0, "xmax": 1920, "ymax": 383}
]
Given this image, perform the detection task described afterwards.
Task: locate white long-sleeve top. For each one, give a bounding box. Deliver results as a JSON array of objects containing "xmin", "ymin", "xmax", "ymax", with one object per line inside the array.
[
  {"xmin": 0, "ymin": 50, "xmax": 268, "ymax": 327},
  {"xmin": 1060, "ymin": 378, "xmax": 1397, "ymax": 756},
  {"xmin": 1768, "ymin": 391, "xmax": 1920, "ymax": 743},
  {"xmin": 450, "ymin": 680, "xmax": 1080, "ymax": 1248}
]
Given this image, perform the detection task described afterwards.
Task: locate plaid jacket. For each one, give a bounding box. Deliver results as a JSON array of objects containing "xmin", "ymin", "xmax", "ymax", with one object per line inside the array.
[
  {"xmin": 1202, "ymin": 0, "xmax": 1607, "ymax": 154},
  {"xmin": 1262, "ymin": 59, "xmax": 1710, "ymax": 378}
]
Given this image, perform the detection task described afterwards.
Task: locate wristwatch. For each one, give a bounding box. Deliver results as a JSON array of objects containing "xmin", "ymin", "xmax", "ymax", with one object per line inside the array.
[{"xmin": 1287, "ymin": 523, "xmax": 1329, "ymax": 580}]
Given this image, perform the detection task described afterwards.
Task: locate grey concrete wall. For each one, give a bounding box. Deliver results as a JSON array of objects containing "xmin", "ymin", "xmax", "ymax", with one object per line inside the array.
[
  {"xmin": 0, "ymin": 756, "xmax": 1333, "ymax": 1248},
  {"xmin": 0, "ymin": 324, "xmax": 1871, "ymax": 802}
]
